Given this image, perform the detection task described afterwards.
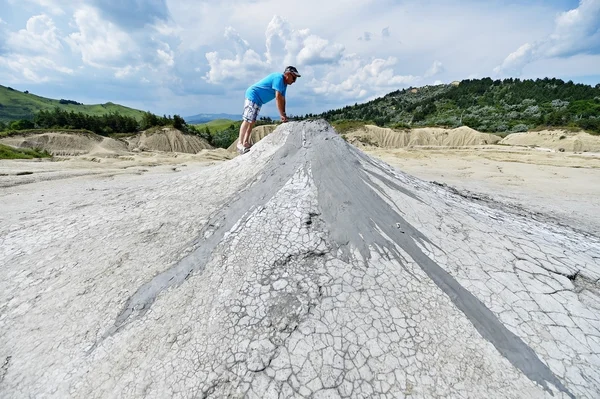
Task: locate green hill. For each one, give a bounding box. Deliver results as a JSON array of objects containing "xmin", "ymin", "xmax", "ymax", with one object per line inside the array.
[
  {"xmin": 194, "ymin": 119, "xmax": 239, "ymax": 133},
  {"xmin": 312, "ymin": 78, "xmax": 600, "ymax": 134},
  {"xmin": 0, "ymin": 85, "xmax": 146, "ymax": 123}
]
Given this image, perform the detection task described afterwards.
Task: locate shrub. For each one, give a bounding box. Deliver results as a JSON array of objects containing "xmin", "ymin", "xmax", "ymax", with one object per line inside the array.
[
  {"xmin": 0, "ymin": 143, "xmax": 51, "ymax": 159},
  {"xmin": 212, "ymin": 127, "xmax": 238, "ymax": 148},
  {"xmin": 511, "ymin": 124, "xmax": 528, "ymax": 132},
  {"xmin": 331, "ymin": 120, "xmax": 372, "ymax": 134},
  {"xmin": 9, "ymin": 119, "xmax": 35, "ymax": 130},
  {"xmin": 389, "ymin": 121, "xmax": 411, "ymax": 130}
]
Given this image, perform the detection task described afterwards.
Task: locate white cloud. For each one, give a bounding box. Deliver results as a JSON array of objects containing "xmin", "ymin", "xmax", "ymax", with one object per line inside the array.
[
  {"xmin": 156, "ymin": 47, "xmax": 175, "ymax": 67},
  {"xmin": 494, "ymin": 43, "xmax": 535, "ymax": 75},
  {"xmin": 66, "ymin": 5, "xmax": 178, "ymax": 80},
  {"xmin": 0, "ymin": 13, "xmax": 73, "ymax": 82},
  {"xmin": 204, "ymin": 15, "xmax": 427, "ymax": 103},
  {"xmin": 152, "ymin": 20, "xmax": 182, "ymax": 37},
  {"xmin": 204, "ymin": 49, "xmax": 264, "ymax": 84},
  {"xmin": 296, "ymin": 35, "xmax": 344, "ymax": 66},
  {"xmin": 0, "ymin": 18, "xmax": 7, "ymax": 53},
  {"xmin": 114, "ymin": 65, "xmax": 139, "ymax": 79},
  {"xmin": 67, "ymin": 6, "xmax": 137, "ymax": 68},
  {"xmin": 495, "ymin": 0, "xmax": 600, "ymax": 75},
  {"xmin": 7, "ymin": 14, "xmax": 62, "ymax": 54},
  {"xmin": 11, "ymin": 0, "xmax": 69, "ymax": 15},
  {"xmin": 225, "ymin": 26, "xmax": 251, "ymax": 54},
  {"xmin": 265, "ymin": 16, "xmax": 345, "ymax": 67},
  {"xmin": 203, "ymin": 26, "xmax": 266, "ymax": 84},
  {"xmin": 425, "ymin": 60, "xmax": 445, "ymax": 77},
  {"xmin": 205, "ymin": 16, "xmax": 346, "ymax": 85},
  {"xmin": 358, "ymin": 32, "xmax": 372, "ymax": 41},
  {"xmin": 0, "ymin": 54, "xmax": 73, "ymax": 82},
  {"xmin": 313, "ymin": 56, "xmax": 417, "ymax": 100}
]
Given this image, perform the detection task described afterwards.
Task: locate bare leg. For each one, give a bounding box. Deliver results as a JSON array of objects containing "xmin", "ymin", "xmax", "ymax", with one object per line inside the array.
[
  {"xmin": 241, "ymin": 121, "xmax": 255, "ymax": 147},
  {"xmin": 238, "ymin": 120, "xmax": 250, "ymax": 146}
]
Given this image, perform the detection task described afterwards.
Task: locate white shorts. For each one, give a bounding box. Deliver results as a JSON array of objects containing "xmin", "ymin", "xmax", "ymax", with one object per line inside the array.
[{"xmin": 242, "ymin": 99, "xmax": 261, "ymax": 123}]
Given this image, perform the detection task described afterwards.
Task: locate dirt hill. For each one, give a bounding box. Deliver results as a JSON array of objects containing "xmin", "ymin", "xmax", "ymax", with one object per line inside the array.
[
  {"xmin": 227, "ymin": 125, "xmax": 277, "ymax": 152},
  {"xmin": 0, "ymin": 131, "xmax": 128, "ymax": 156},
  {"xmin": 499, "ymin": 130, "xmax": 600, "ymax": 152},
  {"xmin": 343, "ymin": 125, "xmax": 501, "ymax": 148},
  {"xmin": 125, "ymin": 127, "xmax": 213, "ymax": 153},
  {"xmin": 0, "ymin": 127, "xmax": 213, "ymax": 156}
]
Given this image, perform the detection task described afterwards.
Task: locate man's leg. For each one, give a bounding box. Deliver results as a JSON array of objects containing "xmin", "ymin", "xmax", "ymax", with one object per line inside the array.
[
  {"xmin": 238, "ymin": 120, "xmax": 250, "ymax": 147},
  {"xmin": 239, "ymin": 99, "xmax": 260, "ymax": 151},
  {"xmin": 241, "ymin": 121, "xmax": 255, "ymax": 147}
]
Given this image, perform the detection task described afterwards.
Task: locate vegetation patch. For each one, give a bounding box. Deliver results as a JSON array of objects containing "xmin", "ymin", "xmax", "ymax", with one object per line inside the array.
[
  {"xmin": 308, "ymin": 78, "xmax": 600, "ymax": 135},
  {"xmin": 0, "ymin": 85, "xmax": 146, "ymax": 123},
  {"xmin": 330, "ymin": 120, "xmax": 374, "ymax": 134},
  {"xmin": 0, "ymin": 128, "xmax": 95, "ymax": 138},
  {"xmin": 0, "ymin": 143, "xmax": 51, "ymax": 159}
]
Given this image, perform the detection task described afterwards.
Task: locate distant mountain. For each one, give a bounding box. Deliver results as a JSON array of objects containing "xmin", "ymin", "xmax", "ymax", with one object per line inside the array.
[
  {"xmin": 184, "ymin": 113, "xmax": 283, "ymax": 124},
  {"xmin": 184, "ymin": 113, "xmax": 241, "ymax": 124},
  {"xmin": 0, "ymin": 85, "xmax": 147, "ymax": 123}
]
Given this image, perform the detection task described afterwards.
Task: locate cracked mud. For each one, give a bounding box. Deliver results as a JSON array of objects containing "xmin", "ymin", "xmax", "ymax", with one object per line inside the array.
[{"xmin": 1, "ymin": 120, "xmax": 599, "ymax": 398}]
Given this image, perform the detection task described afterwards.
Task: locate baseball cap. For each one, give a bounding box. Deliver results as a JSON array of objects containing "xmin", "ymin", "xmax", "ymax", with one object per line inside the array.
[{"xmin": 284, "ymin": 66, "xmax": 301, "ymax": 77}]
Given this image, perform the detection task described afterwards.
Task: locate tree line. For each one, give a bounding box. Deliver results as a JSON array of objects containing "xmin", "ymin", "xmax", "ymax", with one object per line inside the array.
[{"xmin": 0, "ymin": 108, "xmax": 190, "ymax": 136}]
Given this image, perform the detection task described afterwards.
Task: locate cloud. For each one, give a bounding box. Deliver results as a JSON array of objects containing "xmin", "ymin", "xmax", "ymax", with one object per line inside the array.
[
  {"xmin": 264, "ymin": 16, "xmax": 345, "ymax": 67},
  {"xmin": 296, "ymin": 35, "xmax": 345, "ymax": 66},
  {"xmin": 495, "ymin": 0, "xmax": 600, "ymax": 75},
  {"xmin": 424, "ymin": 60, "xmax": 445, "ymax": 77},
  {"xmin": 0, "ymin": 13, "xmax": 73, "ymax": 82},
  {"xmin": 204, "ymin": 16, "xmax": 346, "ymax": 85},
  {"xmin": 90, "ymin": 0, "xmax": 170, "ymax": 29},
  {"xmin": 204, "ymin": 15, "xmax": 426, "ymax": 104},
  {"xmin": 67, "ymin": 6, "xmax": 138, "ymax": 68},
  {"xmin": 7, "ymin": 14, "xmax": 62, "ymax": 54},
  {"xmin": 156, "ymin": 45, "xmax": 175, "ymax": 67},
  {"xmin": 12, "ymin": 0, "xmax": 68, "ymax": 15},
  {"xmin": 313, "ymin": 56, "xmax": 417, "ymax": 100},
  {"xmin": 358, "ymin": 32, "xmax": 372, "ymax": 41},
  {"xmin": 0, "ymin": 18, "xmax": 7, "ymax": 54},
  {"xmin": 204, "ymin": 27, "xmax": 265, "ymax": 85},
  {"xmin": 65, "ymin": 4, "xmax": 179, "ymax": 83},
  {"xmin": 382, "ymin": 27, "xmax": 390, "ymax": 38},
  {"xmin": 0, "ymin": 54, "xmax": 73, "ymax": 82}
]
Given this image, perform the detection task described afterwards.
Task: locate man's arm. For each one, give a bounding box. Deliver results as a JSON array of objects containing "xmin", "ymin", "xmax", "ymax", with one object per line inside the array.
[{"xmin": 275, "ymin": 91, "xmax": 288, "ymax": 122}]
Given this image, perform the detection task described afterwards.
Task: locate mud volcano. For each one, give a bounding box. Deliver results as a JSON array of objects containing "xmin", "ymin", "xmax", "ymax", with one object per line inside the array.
[{"xmin": 1, "ymin": 120, "xmax": 599, "ymax": 398}]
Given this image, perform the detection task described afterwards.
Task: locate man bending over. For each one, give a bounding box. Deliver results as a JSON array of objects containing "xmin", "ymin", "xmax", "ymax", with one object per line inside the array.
[{"xmin": 237, "ymin": 66, "xmax": 301, "ymax": 154}]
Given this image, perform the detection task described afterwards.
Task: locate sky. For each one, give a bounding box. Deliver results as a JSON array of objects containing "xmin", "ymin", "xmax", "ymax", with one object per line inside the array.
[{"xmin": 0, "ymin": 0, "xmax": 599, "ymax": 118}]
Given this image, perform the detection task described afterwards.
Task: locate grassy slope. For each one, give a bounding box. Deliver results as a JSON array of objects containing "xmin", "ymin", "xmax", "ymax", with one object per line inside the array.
[
  {"xmin": 192, "ymin": 119, "xmax": 240, "ymax": 133},
  {"xmin": 0, "ymin": 85, "xmax": 146, "ymax": 123},
  {"xmin": 0, "ymin": 143, "xmax": 52, "ymax": 159}
]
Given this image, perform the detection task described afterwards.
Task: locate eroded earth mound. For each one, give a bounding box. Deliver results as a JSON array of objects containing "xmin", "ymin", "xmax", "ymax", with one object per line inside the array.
[
  {"xmin": 125, "ymin": 127, "xmax": 212, "ymax": 153},
  {"xmin": 344, "ymin": 125, "xmax": 502, "ymax": 148},
  {"xmin": 0, "ymin": 127, "xmax": 213, "ymax": 156},
  {"xmin": 0, "ymin": 131, "xmax": 128, "ymax": 156},
  {"xmin": 1, "ymin": 120, "xmax": 599, "ymax": 398}
]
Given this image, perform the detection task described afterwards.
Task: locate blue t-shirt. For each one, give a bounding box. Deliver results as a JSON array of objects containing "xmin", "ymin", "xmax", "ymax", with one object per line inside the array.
[{"xmin": 245, "ymin": 73, "xmax": 287, "ymax": 106}]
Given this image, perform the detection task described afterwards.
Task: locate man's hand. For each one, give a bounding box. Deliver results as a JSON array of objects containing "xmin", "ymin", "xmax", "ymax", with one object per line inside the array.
[{"xmin": 280, "ymin": 114, "xmax": 288, "ymax": 123}]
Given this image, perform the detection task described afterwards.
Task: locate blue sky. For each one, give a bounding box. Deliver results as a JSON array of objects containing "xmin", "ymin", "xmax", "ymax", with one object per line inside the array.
[{"xmin": 0, "ymin": 0, "xmax": 599, "ymax": 118}]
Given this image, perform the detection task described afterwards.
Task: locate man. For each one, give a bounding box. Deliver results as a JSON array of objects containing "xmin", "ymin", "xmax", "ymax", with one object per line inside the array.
[{"xmin": 237, "ymin": 66, "xmax": 301, "ymax": 154}]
